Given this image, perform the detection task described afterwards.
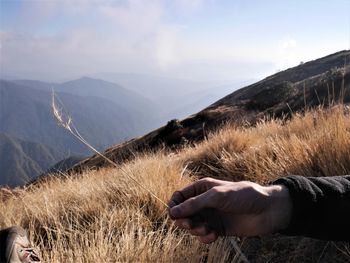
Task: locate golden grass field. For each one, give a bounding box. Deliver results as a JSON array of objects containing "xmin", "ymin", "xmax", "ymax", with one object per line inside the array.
[{"xmin": 1, "ymin": 106, "xmax": 350, "ymax": 262}]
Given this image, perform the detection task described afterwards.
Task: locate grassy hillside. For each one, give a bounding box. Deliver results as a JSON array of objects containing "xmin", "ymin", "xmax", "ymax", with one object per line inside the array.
[
  {"xmin": 67, "ymin": 50, "xmax": 349, "ymax": 174},
  {"xmin": 1, "ymin": 106, "xmax": 349, "ymax": 262}
]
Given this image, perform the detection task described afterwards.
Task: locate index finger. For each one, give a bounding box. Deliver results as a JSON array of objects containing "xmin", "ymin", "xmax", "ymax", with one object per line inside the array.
[{"xmin": 168, "ymin": 177, "xmax": 220, "ymax": 208}]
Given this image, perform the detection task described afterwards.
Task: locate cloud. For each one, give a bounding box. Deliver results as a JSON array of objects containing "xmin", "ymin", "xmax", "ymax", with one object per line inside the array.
[
  {"xmin": 1, "ymin": 0, "xmax": 277, "ymax": 82},
  {"xmin": 272, "ymin": 35, "xmax": 299, "ymax": 70},
  {"xmin": 16, "ymin": 0, "xmax": 96, "ymax": 32},
  {"xmin": 281, "ymin": 35, "xmax": 297, "ymax": 49},
  {"xmin": 98, "ymin": 0, "xmax": 164, "ymax": 35},
  {"xmin": 155, "ymin": 26, "xmax": 183, "ymax": 69},
  {"xmin": 172, "ymin": 0, "xmax": 204, "ymax": 13}
]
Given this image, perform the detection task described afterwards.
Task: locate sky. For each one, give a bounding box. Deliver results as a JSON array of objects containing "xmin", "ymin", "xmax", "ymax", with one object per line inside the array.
[{"xmin": 0, "ymin": 0, "xmax": 350, "ymax": 82}]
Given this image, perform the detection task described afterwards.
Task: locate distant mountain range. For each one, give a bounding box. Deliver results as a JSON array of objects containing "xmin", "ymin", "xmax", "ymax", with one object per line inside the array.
[
  {"xmin": 12, "ymin": 77, "xmax": 157, "ymax": 125},
  {"xmin": 1, "ymin": 75, "xmax": 246, "ymax": 186},
  {"xmin": 0, "ymin": 78, "xmax": 158, "ymax": 186},
  {"xmin": 89, "ymin": 73, "xmax": 252, "ymax": 120},
  {"xmin": 12, "ymin": 48, "xmax": 342, "ymax": 186},
  {"xmin": 0, "ymin": 79, "xmax": 154, "ymax": 152},
  {"xmin": 0, "ymin": 133, "xmax": 63, "ymax": 186}
]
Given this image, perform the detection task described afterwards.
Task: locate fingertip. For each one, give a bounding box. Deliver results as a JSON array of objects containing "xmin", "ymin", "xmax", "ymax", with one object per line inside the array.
[
  {"xmin": 167, "ymin": 200, "xmax": 177, "ymax": 208},
  {"xmin": 170, "ymin": 191, "xmax": 186, "ymax": 206},
  {"xmin": 189, "ymin": 225, "xmax": 210, "ymax": 236},
  {"xmin": 174, "ymin": 218, "xmax": 192, "ymax": 230},
  {"xmin": 169, "ymin": 205, "xmax": 181, "ymax": 218},
  {"xmin": 198, "ymin": 232, "xmax": 218, "ymax": 244},
  {"xmin": 168, "ymin": 201, "xmax": 178, "ymax": 220}
]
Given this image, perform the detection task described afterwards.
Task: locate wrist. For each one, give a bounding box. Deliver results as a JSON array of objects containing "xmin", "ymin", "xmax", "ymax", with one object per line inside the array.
[{"xmin": 263, "ymin": 184, "xmax": 292, "ymax": 233}]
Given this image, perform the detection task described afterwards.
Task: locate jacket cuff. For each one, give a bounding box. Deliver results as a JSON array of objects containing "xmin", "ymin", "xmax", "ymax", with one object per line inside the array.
[{"xmin": 272, "ymin": 175, "xmax": 318, "ymax": 236}]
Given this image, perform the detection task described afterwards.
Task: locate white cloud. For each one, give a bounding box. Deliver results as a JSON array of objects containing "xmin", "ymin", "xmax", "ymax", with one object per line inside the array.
[
  {"xmin": 173, "ymin": 0, "xmax": 204, "ymax": 13},
  {"xmin": 281, "ymin": 35, "xmax": 297, "ymax": 49},
  {"xmin": 98, "ymin": 0, "xmax": 164, "ymax": 35},
  {"xmin": 1, "ymin": 0, "xmax": 277, "ymax": 82},
  {"xmin": 273, "ymin": 35, "xmax": 299, "ymax": 70},
  {"xmin": 155, "ymin": 26, "xmax": 182, "ymax": 69}
]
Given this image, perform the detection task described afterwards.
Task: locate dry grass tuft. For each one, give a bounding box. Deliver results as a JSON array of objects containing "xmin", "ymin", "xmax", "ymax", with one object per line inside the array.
[
  {"xmin": 1, "ymin": 106, "xmax": 350, "ymax": 262},
  {"xmin": 181, "ymin": 106, "xmax": 350, "ymax": 183}
]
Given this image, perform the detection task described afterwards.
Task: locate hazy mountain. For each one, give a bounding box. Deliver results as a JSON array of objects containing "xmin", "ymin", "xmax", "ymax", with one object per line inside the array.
[
  {"xmin": 90, "ymin": 72, "xmax": 253, "ymax": 120},
  {"xmin": 11, "ymin": 75, "xmax": 255, "ymax": 124},
  {"xmin": 12, "ymin": 79, "xmax": 53, "ymax": 91},
  {"xmin": 0, "ymin": 133, "xmax": 63, "ymax": 187},
  {"xmin": 89, "ymin": 73, "xmax": 218, "ymax": 99},
  {"xmin": 0, "ymin": 79, "xmax": 155, "ymax": 153},
  {"xmin": 0, "ymin": 79, "xmax": 160, "ymax": 186},
  {"xmin": 56, "ymin": 77, "xmax": 155, "ymax": 117},
  {"xmin": 13, "ymin": 77, "xmax": 159, "ymax": 127}
]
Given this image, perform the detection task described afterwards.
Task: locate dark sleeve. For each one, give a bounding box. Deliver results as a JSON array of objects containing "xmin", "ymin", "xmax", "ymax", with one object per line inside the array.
[{"xmin": 273, "ymin": 175, "xmax": 350, "ymax": 241}]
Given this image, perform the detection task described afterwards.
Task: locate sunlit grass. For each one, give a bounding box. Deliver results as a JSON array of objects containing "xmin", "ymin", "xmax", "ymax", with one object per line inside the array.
[{"xmin": 1, "ymin": 106, "xmax": 350, "ymax": 262}]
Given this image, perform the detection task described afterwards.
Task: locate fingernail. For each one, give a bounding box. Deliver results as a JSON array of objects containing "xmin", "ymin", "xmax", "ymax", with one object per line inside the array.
[
  {"xmin": 170, "ymin": 206, "xmax": 180, "ymax": 218},
  {"xmin": 168, "ymin": 200, "xmax": 176, "ymax": 208}
]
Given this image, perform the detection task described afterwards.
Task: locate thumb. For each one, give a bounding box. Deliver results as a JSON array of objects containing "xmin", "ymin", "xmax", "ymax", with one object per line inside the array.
[{"xmin": 169, "ymin": 189, "xmax": 214, "ymax": 219}]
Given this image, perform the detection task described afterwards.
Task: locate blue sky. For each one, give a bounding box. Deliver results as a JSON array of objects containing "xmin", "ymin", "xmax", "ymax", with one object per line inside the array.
[{"xmin": 0, "ymin": 0, "xmax": 349, "ymax": 82}]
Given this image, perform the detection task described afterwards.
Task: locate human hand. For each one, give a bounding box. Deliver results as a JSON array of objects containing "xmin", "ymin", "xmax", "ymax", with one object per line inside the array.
[{"xmin": 168, "ymin": 177, "xmax": 292, "ymax": 243}]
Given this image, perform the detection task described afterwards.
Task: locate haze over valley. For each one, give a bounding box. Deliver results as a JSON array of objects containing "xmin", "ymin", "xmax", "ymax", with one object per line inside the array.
[{"xmin": 0, "ymin": 74, "xmax": 251, "ymax": 186}]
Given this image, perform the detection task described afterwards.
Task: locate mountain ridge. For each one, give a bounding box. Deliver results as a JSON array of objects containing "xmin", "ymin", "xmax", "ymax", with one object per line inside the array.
[
  {"xmin": 0, "ymin": 132, "xmax": 64, "ymax": 186},
  {"xmin": 0, "ymin": 79, "xmax": 158, "ymax": 186},
  {"xmin": 63, "ymin": 50, "xmax": 350, "ymax": 175}
]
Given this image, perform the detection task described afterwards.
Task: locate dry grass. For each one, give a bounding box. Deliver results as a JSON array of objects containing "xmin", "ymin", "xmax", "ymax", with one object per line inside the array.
[
  {"xmin": 1, "ymin": 106, "xmax": 350, "ymax": 262},
  {"xmin": 182, "ymin": 106, "xmax": 350, "ymax": 183}
]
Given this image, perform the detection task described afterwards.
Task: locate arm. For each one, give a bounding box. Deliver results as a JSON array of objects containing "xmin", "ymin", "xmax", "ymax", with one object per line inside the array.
[
  {"xmin": 169, "ymin": 175, "xmax": 350, "ymax": 243},
  {"xmin": 274, "ymin": 175, "xmax": 350, "ymax": 241}
]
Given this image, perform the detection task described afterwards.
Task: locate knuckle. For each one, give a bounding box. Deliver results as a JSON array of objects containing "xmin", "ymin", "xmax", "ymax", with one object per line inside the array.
[
  {"xmin": 210, "ymin": 186, "xmax": 221, "ymax": 194},
  {"xmin": 208, "ymin": 187, "xmax": 221, "ymax": 201},
  {"xmin": 183, "ymin": 197, "xmax": 198, "ymax": 212},
  {"xmin": 244, "ymin": 182, "xmax": 260, "ymax": 193},
  {"xmin": 209, "ymin": 186, "xmax": 229, "ymax": 201},
  {"xmin": 199, "ymin": 177, "xmax": 215, "ymax": 184},
  {"xmin": 186, "ymin": 197, "xmax": 196, "ymax": 207}
]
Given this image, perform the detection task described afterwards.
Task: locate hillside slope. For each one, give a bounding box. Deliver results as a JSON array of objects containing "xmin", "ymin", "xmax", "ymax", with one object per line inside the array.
[
  {"xmin": 67, "ymin": 50, "xmax": 350, "ymax": 173},
  {"xmin": 0, "ymin": 133, "xmax": 63, "ymax": 186},
  {"xmin": 1, "ymin": 106, "xmax": 349, "ymax": 262},
  {"xmin": 212, "ymin": 50, "xmax": 350, "ymax": 110}
]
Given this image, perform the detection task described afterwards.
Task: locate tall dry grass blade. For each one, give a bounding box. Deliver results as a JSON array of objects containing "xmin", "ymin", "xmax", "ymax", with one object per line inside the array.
[
  {"xmin": 286, "ymin": 103, "xmax": 293, "ymax": 116},
  {"xmin": 303, "ymin": 81, "xmax": 307, "ymax": 110},
  {"xmin": 314, "ymin": 87, "xmax": 321, "ymax": 105},
  {"xmin": 51, "ymin": 91, "xmax": 170, "ymax": 209},
  {"xmin": 327, "ymin": 83, "xmax": 331, "ymax": 106},
  {"xmin": 52, "ymin": 91, "xmax": 248, "ymax": 260}
]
